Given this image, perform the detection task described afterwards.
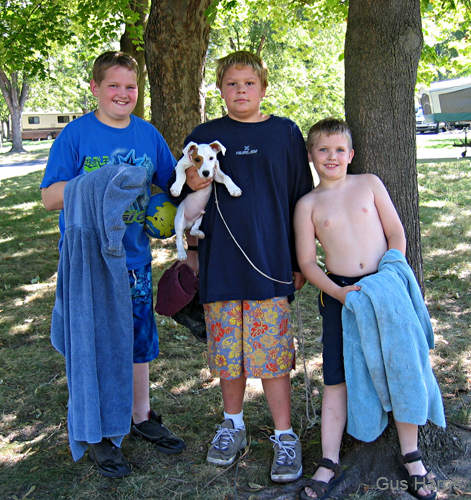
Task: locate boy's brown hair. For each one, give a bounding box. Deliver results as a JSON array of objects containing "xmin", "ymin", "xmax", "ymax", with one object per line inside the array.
[
  {"xmin": 92, "ymin": 51, "xmax": 139, "ymax": 85},
  {"xmin": 307, "ymin": 117, "xmax": 353, "ymax": 151},
  {"xmin": 216, "ymin": 50, "xmax": 268, "ymax": 90}
]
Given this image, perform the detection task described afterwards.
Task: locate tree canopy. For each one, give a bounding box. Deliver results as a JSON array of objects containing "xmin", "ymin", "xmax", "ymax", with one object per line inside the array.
[
  {"xmin": 419, "ymin": 0, "xmax": 471, "ymax": 85},
  {"xmin": 1, "ymin": 0, "xmax": 471, "ymax": 149},
  {"xmin": 0, "ymin": 0, "xmax": 140, "ymax": 150}
]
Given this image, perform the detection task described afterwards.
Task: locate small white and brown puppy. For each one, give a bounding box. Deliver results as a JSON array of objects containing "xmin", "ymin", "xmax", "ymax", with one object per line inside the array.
[{"xmin": 170, "ymin": 141, "xmax": 242, "ymax": 261}]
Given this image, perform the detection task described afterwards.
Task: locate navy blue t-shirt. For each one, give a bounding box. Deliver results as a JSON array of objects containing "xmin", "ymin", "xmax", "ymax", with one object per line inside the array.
[{"xmin": 186, "ymin": 115, "xmax": 313, "ymax": 303}]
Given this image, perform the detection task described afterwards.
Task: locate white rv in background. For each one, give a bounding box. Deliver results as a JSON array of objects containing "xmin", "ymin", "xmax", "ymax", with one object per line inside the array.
[{"xmin": 21, "ymin": 111, "xmax": 83, "ymax": 140}]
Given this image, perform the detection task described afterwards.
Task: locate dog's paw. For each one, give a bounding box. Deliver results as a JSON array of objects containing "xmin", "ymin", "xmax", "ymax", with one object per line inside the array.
[
  {"xmin": 177, "ymin": 251, "xmax": 188, "ymax": 261},
  {"xmin": 225, "ymin": 180, "xmax": 242, "ymax": 197},
  {"xmin": 229, "ymin": 186, "xmax": 242, "ymax": 197},
  {"xmin": 170, "ymin": 184, "xmax": 183, "ymax": 197},
  {"xmin": 190, "ymin": 229, "xmax": 205, "ymax": 239}
]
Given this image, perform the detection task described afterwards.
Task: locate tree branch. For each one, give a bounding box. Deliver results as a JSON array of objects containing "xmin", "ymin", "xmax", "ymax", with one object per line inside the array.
[
  {"xmin": 0, "ymin": 69, "xmax": 13, "ymax": 113},
  {"xmin": 5, "ymin": 0, "xmax": 48, "ymax": 51},
  {"xmin": 19, "ymin": 78, "xmax": 30, "ymax": 110},
  {"xmin": 256, "ymin": 35, "xmax": 265, "ymax": 56}
]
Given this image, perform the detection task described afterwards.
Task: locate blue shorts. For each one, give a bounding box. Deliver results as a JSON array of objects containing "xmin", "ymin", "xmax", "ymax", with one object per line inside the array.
[
  {"xmin": 129, "ymin": 263, "xmax": 159, "ymax": 363},
  {"xmin": 319, "ymin": 272, "xmax": 372, "ymax": 386}
]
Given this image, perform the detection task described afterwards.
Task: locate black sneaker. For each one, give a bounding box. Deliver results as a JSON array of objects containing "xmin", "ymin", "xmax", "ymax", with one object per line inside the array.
[
  {"xmin": 171, "ymin": 293, "xmax": 207, "ymax": 343},
  {"xmin": 131, "ymin": 410, "xmax": 186, "ymax": 454},
  {"xmin": 88, "ymin": 438, "xmax": 131, "ymax": 478}
]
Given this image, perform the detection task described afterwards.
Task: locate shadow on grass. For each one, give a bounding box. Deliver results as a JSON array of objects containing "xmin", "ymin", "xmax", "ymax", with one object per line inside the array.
[{"xmin": 0, "ymin": 163, "xmax": 469, "ymax": 499}]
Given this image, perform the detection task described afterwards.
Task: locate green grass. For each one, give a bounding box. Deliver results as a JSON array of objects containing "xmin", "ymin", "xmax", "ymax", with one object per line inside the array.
[
  {"xmin": 0, "ymin": 157, "xmax": 470, "ymax": 499},
  {"xmin": 416, "ymin": 130, "xmax": 470, "ymax": 150},
  {"xmin": 0, "ymin": 140, "xmax": 54, "ymax": 165},
  {"xmin": 417, "ymin": 162, "xmax": 471, "ymax": 430},
  {"xmin": 417, "ymin": 137, "xmax": 456, "ymax": 149}
]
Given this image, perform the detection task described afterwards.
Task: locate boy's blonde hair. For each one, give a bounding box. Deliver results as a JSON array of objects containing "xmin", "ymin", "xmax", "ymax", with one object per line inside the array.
[
  {"xmin": 92, "ymin": 51, "xmax": 139, "ymax": 86},
  {"xmin": 307, "ymin": 117, "xmax": 353, "ymax": 151},
  {"xmin": 216, "ymin": 51, "xmax": 268, "ymax": 90}
]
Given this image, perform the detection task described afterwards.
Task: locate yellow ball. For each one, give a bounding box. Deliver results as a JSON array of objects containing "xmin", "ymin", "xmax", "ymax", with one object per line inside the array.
[{"xmin": 144, "ymin": 193, "xmax": 177, "ymax": 239}]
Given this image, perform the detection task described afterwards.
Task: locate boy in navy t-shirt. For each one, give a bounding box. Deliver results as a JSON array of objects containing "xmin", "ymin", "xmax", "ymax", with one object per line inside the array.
[{"xmin": 183, "ymin": 51, "xmax": 313, "ymax": 482}]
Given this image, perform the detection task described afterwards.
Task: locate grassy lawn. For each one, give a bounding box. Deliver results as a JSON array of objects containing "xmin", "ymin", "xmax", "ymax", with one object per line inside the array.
[
  {"xmin": 416, "ymin": 129, "xmax": 469, "ymax": 149},
  {"xmin": 0, "ymin": 140, "xmax": 54, "ymax": 165},
  {"xmin": 0, "ymin": 144, "xmax": 470, "ymax": 499}
]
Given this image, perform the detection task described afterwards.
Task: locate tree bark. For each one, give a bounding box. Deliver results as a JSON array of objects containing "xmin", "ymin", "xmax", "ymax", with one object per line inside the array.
[
  {"xmin": 344, "ymin": 0, "xmax": 424, "ymax": 286},
  {"xmin": 145, "ymin": 0, "xmax": 212, "ymax": 157},
  {"xmin": 0, "ymin": 69, "xmax": 29, "ymax": 153},
  {"xmin": 120, "ymin": 0, "xmax": 149, "ymax": 119}
]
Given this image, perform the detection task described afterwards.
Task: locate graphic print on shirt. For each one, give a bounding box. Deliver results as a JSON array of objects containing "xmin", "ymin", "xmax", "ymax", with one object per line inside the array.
[
  {"xmin": 83, "ymin": 149, "xmax": 154, "ymax": 226},
  {"xmin": 118, "ymin": 150, "xmax": 154, "ymax": 225}
]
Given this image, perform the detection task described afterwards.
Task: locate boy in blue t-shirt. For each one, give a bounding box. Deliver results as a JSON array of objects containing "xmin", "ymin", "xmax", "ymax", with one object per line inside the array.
[
  {"xmin": 41, "ymin": 51, "xmax": 186, "ymax": 478},
  {"xmin": 183, "ymin": 51, "xmax": 313, "ymax": 482}
]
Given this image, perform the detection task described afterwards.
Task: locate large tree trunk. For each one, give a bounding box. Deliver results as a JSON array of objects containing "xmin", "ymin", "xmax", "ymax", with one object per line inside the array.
[
  {"xmin": 144, "ymin": 0, "xmax": 211, "ymax": 157},
  {"xmin": 0, "ymin": 70, "xmax": 29, "ymax": 153},
  {"xmin": 120, "ymin": 0, "xmax": 149, "ymax": 119},
  {"xmin": 344, "ymin": 0, "xmax": 424, "ymax": 287}
]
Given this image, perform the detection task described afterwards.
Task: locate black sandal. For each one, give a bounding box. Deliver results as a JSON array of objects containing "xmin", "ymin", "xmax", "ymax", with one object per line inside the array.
[
  {"xmin": 398, "ymin": 450, "xmax": 437, "ymax": 500},
  {"xmin": 298, "ymin": 458, "xmax": 345, "ymax": 500}
]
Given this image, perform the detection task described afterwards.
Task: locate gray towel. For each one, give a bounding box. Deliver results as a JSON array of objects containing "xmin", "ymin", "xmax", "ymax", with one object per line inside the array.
[
  {"xmin": 342, "ymin": 249, "xmax": 446, "ymax": 442},
  {"xmin": 51, "ymin": 164, "xmax": 147, "ymax": 460}
]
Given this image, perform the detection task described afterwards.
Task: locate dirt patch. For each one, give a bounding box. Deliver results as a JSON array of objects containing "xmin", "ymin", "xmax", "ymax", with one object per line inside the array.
[{"xmin": 441, "ymin": 425, "xmax": 471, "ymax": 498}]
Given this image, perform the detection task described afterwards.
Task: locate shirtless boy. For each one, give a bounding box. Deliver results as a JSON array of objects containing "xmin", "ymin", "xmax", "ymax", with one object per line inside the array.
[{"xmin": 293, "ymin": 118, "xmax": 436, "ymax": 500}]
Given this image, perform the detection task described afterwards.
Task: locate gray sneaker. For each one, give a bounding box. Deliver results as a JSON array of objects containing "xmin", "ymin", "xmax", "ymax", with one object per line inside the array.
[
  {"xmin": 206, "ymin": 419, "xmax": 247, "ymax": 466},
  {"xmin": 270, "ymin": 433, "xmax": 303, "ymax": 482}
]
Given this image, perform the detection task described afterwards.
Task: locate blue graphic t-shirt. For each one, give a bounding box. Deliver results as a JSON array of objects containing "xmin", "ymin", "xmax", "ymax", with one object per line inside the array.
[{"xmin": 40, "ymin": 112, "xmax": 176, "ymax": 270}]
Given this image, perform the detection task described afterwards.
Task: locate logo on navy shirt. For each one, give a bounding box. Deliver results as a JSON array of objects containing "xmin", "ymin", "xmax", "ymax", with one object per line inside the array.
[{"xmin": 236, "ymin": 145, "xmax": 258, "ymax": 155}]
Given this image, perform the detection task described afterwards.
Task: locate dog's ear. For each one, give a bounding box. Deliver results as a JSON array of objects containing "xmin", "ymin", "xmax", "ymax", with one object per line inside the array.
[
  {"xmin": 209, "ymin": 141, "xmax": 226, "ymax": 156},
  {"xmin": 182, "ymin": 142, "xmax": 198, "ymax": 159}
]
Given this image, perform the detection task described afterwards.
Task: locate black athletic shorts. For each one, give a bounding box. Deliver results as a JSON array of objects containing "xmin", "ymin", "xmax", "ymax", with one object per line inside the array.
[{"xmin": 319, "ymin": 272, "xmax": 372, "ymax": 386}]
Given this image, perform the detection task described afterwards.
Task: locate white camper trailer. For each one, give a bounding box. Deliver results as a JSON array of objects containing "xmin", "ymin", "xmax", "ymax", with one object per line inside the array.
[
  {"xmin": 21, "ymin": 111, "xmax": 83, "ymax": 140},
  {"xmin": 420, "ymin": 77, "xmax": 471, "ymax": 157},
  {"xmin": 420, "ymin": 77, "xmax": 471, "ymax": 129}
]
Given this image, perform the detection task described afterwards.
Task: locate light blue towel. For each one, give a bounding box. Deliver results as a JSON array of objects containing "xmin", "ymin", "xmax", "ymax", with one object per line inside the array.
[
  {"xmin": 342, "ymin": 249, "xmax": 446, "ymax": 442},
  {"xmin": 51, "ymin": 165, "xmax": 147, "ymax": 460}
]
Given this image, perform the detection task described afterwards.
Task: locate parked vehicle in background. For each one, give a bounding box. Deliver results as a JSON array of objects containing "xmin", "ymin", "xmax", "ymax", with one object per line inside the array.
[
  {"xmin": 419, "ymin": 77, "xmax": 471, "ymax": 130},
  {"xmin": 416, "ymin": 106, "xmax": 442, "ymax": 133},
  {"xmin": 21, "ymin": 111, "xmax": 83, "ymax": 140}
]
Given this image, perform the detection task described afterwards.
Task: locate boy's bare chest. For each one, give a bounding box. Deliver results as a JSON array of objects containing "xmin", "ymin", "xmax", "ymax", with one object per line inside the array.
[{"xmin": 313, "ymin": 190, "xmax": 376, "ymax": 232}]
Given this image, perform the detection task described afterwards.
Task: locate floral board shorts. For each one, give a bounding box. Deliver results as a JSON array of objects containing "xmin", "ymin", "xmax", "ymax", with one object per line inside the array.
[
  {"xmin": 129, "ymin": 263, "xmax": 159, "ymax": 363},
  {"xmin": 203, "ymin": 297, "xmax": 295, "ymax": 380}
]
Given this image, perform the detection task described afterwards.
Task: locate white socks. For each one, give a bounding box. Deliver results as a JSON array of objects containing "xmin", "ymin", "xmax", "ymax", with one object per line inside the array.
[
  {"xmin": 224, "ymin": 410, "xmax": 245, "ymax": 430},
  {"xmin": 224, "ymin": 412, "xmax": 296, "ymax": 439},
  {"xmin": 275, "ymin": 427, "xmax": 295, "ymax": 439}
]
